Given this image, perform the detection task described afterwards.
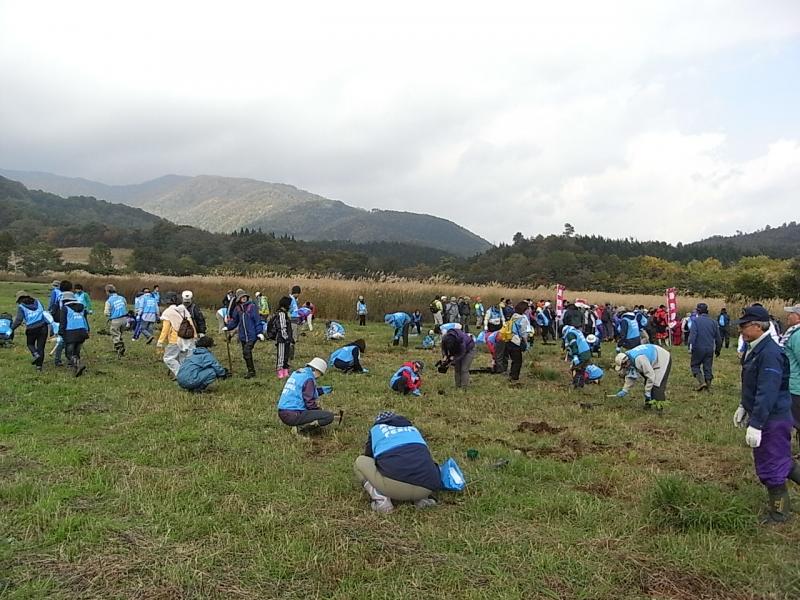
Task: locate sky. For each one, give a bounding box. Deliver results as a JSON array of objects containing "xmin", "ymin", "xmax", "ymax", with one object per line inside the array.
[{"xmin": 1, "ymin": 0, "xmax": 799, "ymax": 245}]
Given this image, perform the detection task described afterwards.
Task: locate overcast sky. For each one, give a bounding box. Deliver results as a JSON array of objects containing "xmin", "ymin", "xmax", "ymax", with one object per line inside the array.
[{"xmin": 1, "ymin": 1, "xmax": 799, "ymax": 245}]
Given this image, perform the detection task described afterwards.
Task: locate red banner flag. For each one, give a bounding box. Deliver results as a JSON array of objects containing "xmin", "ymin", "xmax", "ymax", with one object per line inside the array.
[
  {"xmin": 666, "ymin": 287, "xmax": 678, "ymax": 328},
  {"xmin": 556, "ymin": 284, "xmax": 566, "ymax": 320}
]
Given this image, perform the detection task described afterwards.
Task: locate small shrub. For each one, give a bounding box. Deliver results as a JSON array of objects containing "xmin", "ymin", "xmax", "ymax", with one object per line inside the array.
[{"xmin": 644, "ymin": 474, "xmax": 752, "ymax": 533}]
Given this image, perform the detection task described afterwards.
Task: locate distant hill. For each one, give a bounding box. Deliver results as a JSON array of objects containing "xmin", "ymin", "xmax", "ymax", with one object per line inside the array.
[
  {"xmin": 0, "ymin": 175, "xmax": 164, "ymax": 246},
  {"xmin": 689, "ymin": 222, "xmax": 800, "ymax": 259},
  {"xmin": 0, "ymin": 169, "xmax": 492, "ymax": 257}
]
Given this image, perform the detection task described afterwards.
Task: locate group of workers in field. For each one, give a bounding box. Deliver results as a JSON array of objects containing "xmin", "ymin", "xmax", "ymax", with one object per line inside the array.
[{"xmin": 5, "ymin": 282, "xmax": 800, "ymax": 522}]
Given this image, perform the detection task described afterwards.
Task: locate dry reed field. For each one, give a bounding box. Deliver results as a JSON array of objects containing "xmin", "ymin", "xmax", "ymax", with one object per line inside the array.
[{"xmin": 6, "ymin": 271, "xmax": 788, "ymax": 321}]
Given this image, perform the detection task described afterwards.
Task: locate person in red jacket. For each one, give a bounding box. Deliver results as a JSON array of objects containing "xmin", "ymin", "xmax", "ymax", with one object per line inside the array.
[{"xmin": 389, "ymin": 361, "xmax": 424, "ymax": 396}]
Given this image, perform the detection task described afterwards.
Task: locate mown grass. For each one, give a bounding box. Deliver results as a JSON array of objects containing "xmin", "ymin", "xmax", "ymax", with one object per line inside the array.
[{"xmin": 1, "ymin": 280, "xmax": 799, "ymax": 599}]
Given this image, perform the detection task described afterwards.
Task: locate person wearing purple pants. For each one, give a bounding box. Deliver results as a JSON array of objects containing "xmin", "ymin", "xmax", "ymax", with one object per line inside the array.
[{"xmin": 733, "ymin": 305, "xmax": 800, "ymax": 524}]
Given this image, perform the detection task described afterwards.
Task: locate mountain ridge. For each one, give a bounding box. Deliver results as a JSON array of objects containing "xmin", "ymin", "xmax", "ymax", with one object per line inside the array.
[{"xmin": 0, "ymin": 169, "xmax": 492, "ymax": 257}]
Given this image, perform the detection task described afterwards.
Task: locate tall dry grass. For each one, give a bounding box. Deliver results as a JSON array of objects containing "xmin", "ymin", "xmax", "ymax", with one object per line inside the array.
[{"xmin": 4, "ymin": 270, "xmax": 791, "ymax": 322}]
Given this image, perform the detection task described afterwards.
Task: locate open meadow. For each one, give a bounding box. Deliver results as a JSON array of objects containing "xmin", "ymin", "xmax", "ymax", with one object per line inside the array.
[{"xmin": 1, "ymin": 280, "xmax": 799, "ymax": 599}]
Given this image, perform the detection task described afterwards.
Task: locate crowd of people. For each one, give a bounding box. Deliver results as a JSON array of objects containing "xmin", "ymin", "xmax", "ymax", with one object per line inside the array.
[{"xmin": 3, "ymin": 281, "xmax": 800, "ymax": 522}]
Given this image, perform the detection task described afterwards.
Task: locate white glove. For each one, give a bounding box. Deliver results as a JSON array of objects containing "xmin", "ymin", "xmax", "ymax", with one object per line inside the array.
[
  {"xmin": 745, "ymin": 426, "xmax": 762, "ymax": 448},
  {"xmin": 732, "ymin": 406, "xmax": 747, "ymax": 428},
  {"xmin": 257, "ymin": 333, "xmax": 266, "ymax": 342},
  {"xmin": 198, "ymin": 333, "xmax": 205, "ymax": 338}
]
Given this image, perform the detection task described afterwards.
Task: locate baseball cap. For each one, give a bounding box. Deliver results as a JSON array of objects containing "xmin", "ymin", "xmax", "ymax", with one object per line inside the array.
[
  {"xmin": 784, "ymin": 304, "xmax": 800, "ymax": 315},
  {"xmin": 734, "ymin": 305, "xmax": 770, "ymax": 325}
]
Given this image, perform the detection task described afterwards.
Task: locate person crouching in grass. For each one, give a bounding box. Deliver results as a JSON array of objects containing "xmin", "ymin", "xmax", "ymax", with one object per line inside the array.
[
  {"xmin": 176, "ymin": 337, "xmax": 229, "ymax": 393},
  {"xmin": 277, "ymin": 357, "xmax": 335, "ymax": 435}
]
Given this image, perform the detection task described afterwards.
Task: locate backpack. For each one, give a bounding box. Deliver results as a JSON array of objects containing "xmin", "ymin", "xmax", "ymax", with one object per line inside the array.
[
  {"xmin": 498, "ymin": 318, "xmax": 514, "ymax": 342},
  {"xmin": 265, "ymin": 313, "xmax": 280, "ymax": 341},
  {"xmin": 429, "ymin": 300, "xmax": 438, "ymax": 314},
  {"xmin": 177, "ymin": 309, "xmax": 195, "ymax": 340}
]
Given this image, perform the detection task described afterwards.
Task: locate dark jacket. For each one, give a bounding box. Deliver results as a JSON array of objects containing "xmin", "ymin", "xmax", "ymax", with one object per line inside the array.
[
  {"xmin": 740, "ymin": 335, "xmax": 793, "ymax": 429},
  {"xmin": 563, "ymin": 306, "xmax": 583, "ymax": 328},
  {"xmin": 276, "ymin": 309, "xmax": 294, "ymax": 344},
  {"xmin": 177, "ymin": 347, "xmax": 227, "ymax": 390},
  {"xmin": 365, "ymin": 414, "xmax": 441, "ymax": 491},
  {"xmin": 185, "ymin": 303, "xmax": 207, "ymax": 335},
  {"xmin": 688, "ymin": 314, "xmax": 722, "ymax": 355},
  {"xmin": 442, "ymin": 328, "xmax": 475, "ymax": 362},
  {"xmin": 58, "ymin": 300, "xmax": 89, "ymax": 344},
  {"xmin": 225, "ymin": 298, "xmax": 261, "ymax": 342}
]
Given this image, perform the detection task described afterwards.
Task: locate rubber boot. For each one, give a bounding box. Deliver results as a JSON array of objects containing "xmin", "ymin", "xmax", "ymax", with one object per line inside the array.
[
  {"xmin": 694, "ymin": 373, "xmax": 707, "ymax": 391},
  {"xmin": 114, "ymin": 341, "xmax": 125, "ymax": 358},
  {"xmin": 705, "ymin": 380, "xmax": 712, "ymax": 393},
  {"xmin": 761, "ymin": 485, "xmax": 791, "ymax": 525},
  {"xmin": 363, "ymin": 481, "xmax": 394, "ymax": 513},
  {"xmin": 788, "ymin": 462, "xmax": 800, "ymax": 485},
  {"xmin": 74, "ymin": 359, "xmax": 86, "ymax": 378}
]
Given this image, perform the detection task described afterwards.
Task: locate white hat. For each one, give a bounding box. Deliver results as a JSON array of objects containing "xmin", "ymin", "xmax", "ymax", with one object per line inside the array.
[
  {"xmin": 614, "ymin": 353, "xmax": 628, "ymax": 371},
  {"xmin": 307, "ymin": 357, "xmax": 328, "ymax": 375},
  {"xmin": 586, "ymin": 334, "xmax": 597, "ymax": 344},
  {"xmin": 181, "ymin": 290, "xmax": 193, "ymax": 301}
]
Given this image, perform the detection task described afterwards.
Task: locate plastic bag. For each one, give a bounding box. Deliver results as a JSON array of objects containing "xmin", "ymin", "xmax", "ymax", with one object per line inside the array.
[{"xmin": 440, "ymin": 457, "xmax": 466, "ymax": 491}]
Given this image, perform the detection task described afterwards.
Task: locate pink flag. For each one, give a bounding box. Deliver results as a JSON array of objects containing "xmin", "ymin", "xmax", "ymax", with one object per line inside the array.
[{"xmin": 556, "ymin": 284, "xmax": 566, "ymax": 320}]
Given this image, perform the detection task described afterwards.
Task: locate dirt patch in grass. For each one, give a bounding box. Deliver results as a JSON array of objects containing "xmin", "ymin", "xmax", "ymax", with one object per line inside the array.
[
  {"xmin": 638, "ymin": 564, "xmax": 760, "ymax": 600},
  {"xmin": 574, "ymin": 481, "xmax": 617, "ymax": 498},
  {"xmin": 516, "ymin": 420, "xmax": 566, "ymax": 434}
]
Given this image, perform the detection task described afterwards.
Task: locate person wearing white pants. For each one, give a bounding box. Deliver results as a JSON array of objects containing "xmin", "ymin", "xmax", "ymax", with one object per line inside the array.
[{"xmin": 157, "ymin": 292, "xmax": 197, "ymax": 378}]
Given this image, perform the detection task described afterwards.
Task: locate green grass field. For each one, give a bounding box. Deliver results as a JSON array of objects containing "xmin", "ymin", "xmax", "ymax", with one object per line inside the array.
[{"xmin": 1, "ymin": 280, "xmax": 799, "ymax": 599}]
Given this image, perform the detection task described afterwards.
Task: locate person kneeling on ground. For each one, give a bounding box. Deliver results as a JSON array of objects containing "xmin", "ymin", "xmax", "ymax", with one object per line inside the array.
[
  {"xmin": 176, "ymin": 336, "xmax": 229, "ymax": 393},
  {"xmin": 354, "ymin": 411, "xmax": 441, "ymax": 514},
  {"xmin": 582, "ymin": 364, "xmax": 604, "ymax": 385},
  {"xmin": 277, "ymin": 357, "xmax": 335, "ymax": 434},
  {"xmin": 326, "ymin": 320, "xmax": 345, "ymax": 340},
  {"xmin": 614, "ymin": 343, "xmax": 672, "ymax": 410},
  {"xmin": 0, "ymin": 311, "xmax": 15, "ymax": 347},
  {"xmin": 329, "ymin": 339, "xmax": 367, "ymax": 373},
  {"xmin": 563, "ymin": 325, "xmax": 592, "ymax": 388},
  {"xmin": 390, "ymin": 361, "xmax": 424, "ymax": 396}
]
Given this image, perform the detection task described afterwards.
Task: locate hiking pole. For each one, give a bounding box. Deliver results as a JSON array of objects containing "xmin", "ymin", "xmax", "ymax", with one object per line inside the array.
[
  {"xmin": 225, "ymin": 332, "xmax": 234, "ymax": 374},
  {"xmin": 338, "ymin": 409, "xmax": 344, "ymax": 426}
]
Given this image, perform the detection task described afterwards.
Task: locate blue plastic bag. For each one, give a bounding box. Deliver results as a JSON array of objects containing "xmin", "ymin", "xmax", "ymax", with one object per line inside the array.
[{"xmin": 440, "ymin": 458, "xmax": 466, "ymax": 491}]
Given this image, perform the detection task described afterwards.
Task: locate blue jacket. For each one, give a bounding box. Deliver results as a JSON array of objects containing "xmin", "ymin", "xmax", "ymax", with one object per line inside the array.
[
  {"xmin": 225, "ymin": 300, "xmax": 262, "ymax": 342},
  {"xmin": 384, "ymin": 312, "xmax": 411, "ymax": 339},
  {"xmin": 740, "ymin": 335, "xmax": 793, "ymax": 429},
  {"xmin": 365, "ymin": 414, "xmax": 441, "ymax": 491},
  {"xmin": 688, "ymin": 314, "xmax": 722, "ymax": 354},
  {"xmin": 177, "ymin": 347, "xmax": 226, "ymax": 390}
]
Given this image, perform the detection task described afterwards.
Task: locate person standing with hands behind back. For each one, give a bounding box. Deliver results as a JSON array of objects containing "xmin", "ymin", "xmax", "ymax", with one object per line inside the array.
[
  {"xmin": 356, "ymin": 295, "xmax": 368, "ymax": 326},
  {"xmin": 732, "ymin": 305, "xmax": 799, "ymax": 524}
]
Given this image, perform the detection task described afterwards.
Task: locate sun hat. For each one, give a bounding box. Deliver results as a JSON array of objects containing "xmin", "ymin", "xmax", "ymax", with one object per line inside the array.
[
  {"xmin": 614, "ymin": 352, "xmax": 629, "ymax": 371},
  {"xmin": 586, "ymin": 334, "xmax": 597, "ymax": 344},
  {"xmin": 784, "ymin": 304, "xmax": 800, "ymax": 315},
  {"xmin": 306, "ymin": 357, "xmax": 328, "ymax": 375},
  {"xmin": 181, "ymin": 290, "xmax": 193, "ymax": 302}
]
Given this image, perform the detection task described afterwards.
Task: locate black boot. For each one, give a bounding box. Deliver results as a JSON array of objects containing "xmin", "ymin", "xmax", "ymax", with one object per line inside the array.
[
  {"xmin": 788, "ymin": 462, "xmax": 800, "ymax": 485},
  {"xmin": 761, "ymin": 485, "xmax": 791, "ymax": 525},
  {"xmin": 705, "ymin": 380, "xmax": 712, "ymax": 393}
]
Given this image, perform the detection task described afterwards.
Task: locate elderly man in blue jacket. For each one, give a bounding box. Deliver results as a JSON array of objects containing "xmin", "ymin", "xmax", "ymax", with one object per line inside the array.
[
  {"xmin": 733, "ymin": 305, "xmax": 800, "ymax": 524},
  {"xmin": 384, "ymin": 312, "xmax": 411, "ymax": 347},
  {"xmin": 688, "ymin": 302, "xmax": 722, "ymax": 391}
]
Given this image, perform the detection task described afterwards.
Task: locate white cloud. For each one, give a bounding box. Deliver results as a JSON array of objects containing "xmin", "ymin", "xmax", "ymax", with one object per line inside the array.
[{"xmin": 0, "ymin": 0, "xmax": 799, "ymax": 244}]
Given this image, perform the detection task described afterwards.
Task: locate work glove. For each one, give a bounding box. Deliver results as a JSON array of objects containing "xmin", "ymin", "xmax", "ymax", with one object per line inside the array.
[
  {"xmin": 615, "ymin": 389, "xmax": 628, "ymax": 398},
  {"xmin": 411, "ymin": 389, "xmax": 422, "ymax": 397},
  {"xmin": 571, "ymin": 356, "xmax": 580, "ymax": 366},
  {"xmin": 319, "ymin": 386, "xmax": 333, "ymax": 395},
  {"xmin": 361, "ymin": 368, "xmax": 370, "ymax": 373},
  {"xmin": 733, "ymin": 406, "xmax": 747, "ymax": 428},
  {"xmin": 745, "ymin": 426, "xmax": 762, "ymax": 448},
  {"xmin": 257, "ymin": 333, "xmax": 266, "ymax": 342}
]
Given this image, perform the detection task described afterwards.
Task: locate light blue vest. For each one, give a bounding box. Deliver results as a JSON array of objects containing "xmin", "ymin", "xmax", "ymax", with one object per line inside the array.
[
  {"xmin": 370, "ymin": 423, "xmax": 428, "ymax": 457},
  {"xmin": 566, "ymin": 328, "xmax": 590, "ymax": 355},
  {"xmin": 357, "ymin": 301, "xmax": 367, "ymax": 315},
  {"xmin": 141, "ymin": 295, "xmax": 158, "ymax": 317},
  {"xmin": 289, "ymin": 296, "xmax": 300, "ymax": 318},
  {"xmin": 330, "ymin": 345, "xmax": 356, "ymax": 365},
  {"xmin": 20, "ymin": 300, "xmax": 44, "ymax": 326},
  {"xmin": 277, "ymin": 368, "xmax": 316, "ymax": 411},
  {"xmin": 439, "ymin": 322, "xmax": 459, "ymax": 333},
  {"xmin": 64, "ymin": 306, "xmax": 88, "ymax": 332},
  {"xmin": 585, "ymin": 364, "xmax": 604, "ymax": 381},
  {"xmin": 328, "ymin": 322, "xmax": 345, "ymax": 337},
  {"xmin": 108, "ymin": 294, "xmax": 127, "ymax": 319},
  {"xmin": 626, "ymin": 344, "xmax": 658, "ymax": 365},
  {"xmin": 622, "ymin": 315, "xmax": 640, "ymax": 340},
  {"xmin": 389, "ymin": 365, "xmax": 418, "ymax": 390},
  {"xmin": 536, "ymin": 311, "xmax": 550, "ymax": 326}
]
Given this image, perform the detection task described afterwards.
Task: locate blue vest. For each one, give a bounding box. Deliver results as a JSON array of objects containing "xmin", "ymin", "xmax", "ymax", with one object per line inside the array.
[
  {"xmin": 134, "ymin": 295, "xmax": 144, "ymax": 312},
  {"xmin": 370, "ymin": 423, "xmax": 428, "ymax": 457},
  {"xmin": 142, "ymin": 295, "xmax": 158, "ymax": 316},
  {"xmin": 422, "ymin": 335, "xmax": 435, "ymax": 348},
  {"xmin": 328, "ymin": 322, "xmax": 345, "ymax": 336},
  {"xmin": 636, "ymin": 312, "xmax": 648, "ymax": 329},
  {"xmin": 357, "ymin": 302, "xmax": 367, "ymax": 315},
  {"xmin": 389, "ymin": 365, "xmax": 418, "ymax": 390},
  {"xmin": 536, "ymin": 311, "xmax": 550, "ymax": 326},
  {"xmin": 330, "ymin": 345, "xmax": 356, "ymax": 365},
  {"xmin": 622, "ymin": 316, "xmax": 640, "ymax": 340},
  {"xmin": 21, "ymin": 300, "xmax": 44, "ymax": 326},
  {"xmin": 718, "ymin": 314, "xmax": 729, "ymax": 327},
  {"xmin": 152, "ymin": 291, "xmax": 160, "ymax": 304},
  {"xmin": 585, "ymin": 364, "xmax": 604, "ymax": 381},
  {"xmin": 289, "ymin": 296, "xmax": 300, "ymax": 318},
  {"xmin": 626, "ymin": 344, "xmax": 658, "ymax": 365},
  {"xmin": 0, "ymin": 318, "xmax": 11, "ymax": 336},
  {"xmin": 65, "ymin": 306, "xmax": 88, "ymax": 332},
  {"xmin": 277, "ymin": 368, "xmax": 316, "ymax": 411},
  {"xmin": 566, "ymin": 329, "xmax": 590, "ymax": 355},
  {"xmin": 439, "ymin": 322, "xmax": 459, "ymax": 333},
  {"xmin": 487, "ymin": 307, "xmax": 502, "ymax": 321},
  {"xmin": 108, "ymin": 294, "xmax": 127, "ymax": 319}
]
